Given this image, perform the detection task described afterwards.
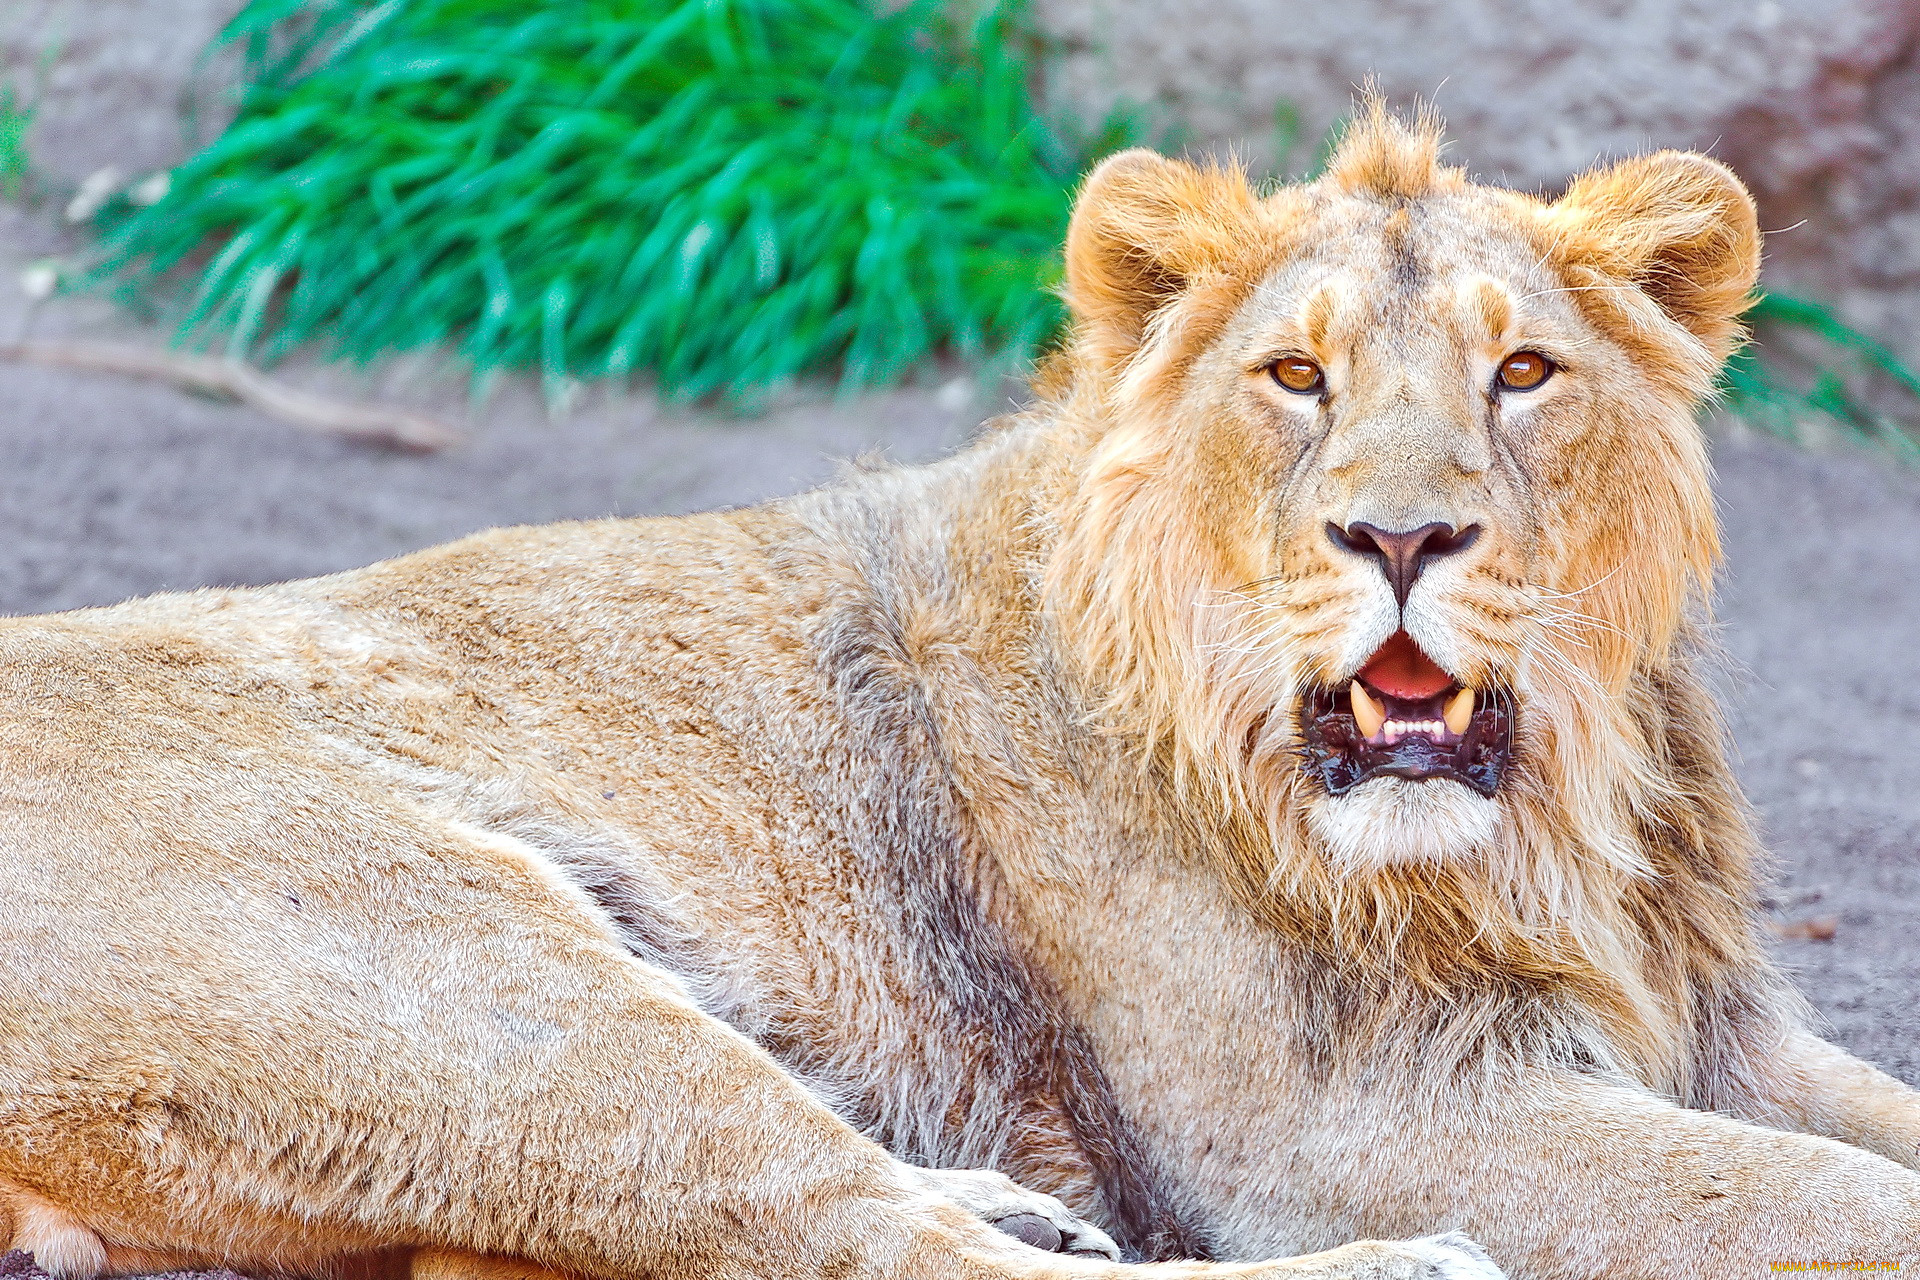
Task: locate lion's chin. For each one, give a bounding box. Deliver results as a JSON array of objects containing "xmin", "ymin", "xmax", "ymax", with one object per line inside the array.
[{"xmin": 1307, "ymin": 775, "xmax": 1501, "ymax": 873}]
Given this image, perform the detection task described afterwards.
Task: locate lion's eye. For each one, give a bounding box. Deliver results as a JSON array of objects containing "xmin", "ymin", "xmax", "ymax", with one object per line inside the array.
[
  {"xmin": 1269, "ymin": 357, "xmax": 1325, "ymax": 395},
  {"xmin": 1497, "ymin": 351, "xmax": 1554, "ymax": 392}
]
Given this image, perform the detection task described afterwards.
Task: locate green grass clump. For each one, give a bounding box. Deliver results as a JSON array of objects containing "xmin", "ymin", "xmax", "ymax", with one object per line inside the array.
[
  {"xmin": 0, "ymin": 87, "xmax": 33, "ymax": 202},
  {"xmin": 95, "ymin": 7, "xmax": 1920, "ymax": 449},
  {"xmin": 99, "ymin": 0, "xmax": 1121, "ymax": 401},
  {"xmin": 1725, "ymin": 292, "xmax": 1920, "ymax": 462}
]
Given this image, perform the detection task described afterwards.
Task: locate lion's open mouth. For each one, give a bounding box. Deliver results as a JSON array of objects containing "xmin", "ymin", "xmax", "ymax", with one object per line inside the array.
[{"xmin": 1298, "ymin": 630, "xmax": 1514, "ymax": 797}]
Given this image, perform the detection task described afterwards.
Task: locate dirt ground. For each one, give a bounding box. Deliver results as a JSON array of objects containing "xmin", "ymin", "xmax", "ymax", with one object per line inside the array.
[{"xmin": 1, "ymin": 185, "xmax": 1917, "ymax": 1087}]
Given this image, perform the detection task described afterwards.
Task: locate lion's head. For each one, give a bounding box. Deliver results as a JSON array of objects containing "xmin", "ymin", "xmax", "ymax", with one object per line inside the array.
[{"xmin": 1040, "ymin": 106, "xmax": 1761, "ymax": 1010}]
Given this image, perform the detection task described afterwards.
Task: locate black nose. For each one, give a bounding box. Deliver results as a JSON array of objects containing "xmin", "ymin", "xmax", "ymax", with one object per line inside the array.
[{"xmin": 1327, "ymin": 520, "xmax": 1481, "ymax": 607}]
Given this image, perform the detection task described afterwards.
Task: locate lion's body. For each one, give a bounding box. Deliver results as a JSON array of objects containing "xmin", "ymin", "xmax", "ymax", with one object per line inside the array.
[{"xmin": 6, "ymin": 110, "xmax": 1920, "ymax": 1280}]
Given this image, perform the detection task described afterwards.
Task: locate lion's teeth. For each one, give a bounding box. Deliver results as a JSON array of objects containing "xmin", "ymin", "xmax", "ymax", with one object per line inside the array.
[
  {"xmin": 1358, "ymin": 693, "xmax": 1470, "ymax": 746},
  {"xmin": 1350, "ymin": 682, "xmax": 1385, "ymax": 739}
]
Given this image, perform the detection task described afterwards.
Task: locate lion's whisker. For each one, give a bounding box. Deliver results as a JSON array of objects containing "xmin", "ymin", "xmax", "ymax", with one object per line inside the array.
[{"xmin": 1527, "ymin": 562, "xmax": 1627, "ymax": 601}]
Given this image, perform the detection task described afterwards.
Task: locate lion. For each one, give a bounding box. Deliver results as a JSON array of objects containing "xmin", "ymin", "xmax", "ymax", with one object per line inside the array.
[{"xmin": 4, "ymin": 103, "xmax": 1920, "ymax": 1280}]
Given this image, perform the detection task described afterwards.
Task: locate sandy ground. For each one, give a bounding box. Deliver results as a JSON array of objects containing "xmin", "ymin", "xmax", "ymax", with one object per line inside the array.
[{"xmin": 1, "ymin": 205, "xmax": 1916, "ymax": 1088}]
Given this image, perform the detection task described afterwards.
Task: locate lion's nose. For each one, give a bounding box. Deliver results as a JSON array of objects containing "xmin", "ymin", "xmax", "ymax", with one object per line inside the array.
[{"xmin": 1327, "ymin": 520, "xmax": 1481, "ymax": 607}]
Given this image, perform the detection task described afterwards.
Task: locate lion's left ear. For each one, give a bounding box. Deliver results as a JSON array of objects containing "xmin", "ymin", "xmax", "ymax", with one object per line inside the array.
[
  {"xmin": 1064, "ymin": 150, "xmax": 1266, "ymax": 371},
  {"xmin": 1547, "ymin": 151, "xmax": 1760, "ymax": 361}
]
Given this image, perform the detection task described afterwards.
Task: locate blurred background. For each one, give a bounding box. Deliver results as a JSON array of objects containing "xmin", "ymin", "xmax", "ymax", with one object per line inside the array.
[{"xmin": 1, "ymin": 0, "xmax": 1918, "ymax": 1077}]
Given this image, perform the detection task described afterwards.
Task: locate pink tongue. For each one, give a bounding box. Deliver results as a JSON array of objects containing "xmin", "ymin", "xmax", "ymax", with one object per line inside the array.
[{"xmin": 1357, "ymin": 631, "xmax": 1453, "ymax": 701}]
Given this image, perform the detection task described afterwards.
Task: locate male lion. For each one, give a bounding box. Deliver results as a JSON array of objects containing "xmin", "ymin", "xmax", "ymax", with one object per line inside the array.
[{"xmin": 4, "ymin": 106, "xmax": 1920, "ymax": 1280}]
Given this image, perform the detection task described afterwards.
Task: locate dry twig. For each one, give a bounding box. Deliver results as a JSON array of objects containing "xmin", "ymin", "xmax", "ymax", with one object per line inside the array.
[
  {"xmin": 0, "ymin": 339, "xmax": 462, "ymax": 452},
  {"xmin": 1773, "ymin": 915, "xmax": 1840, "ymax": 943}
]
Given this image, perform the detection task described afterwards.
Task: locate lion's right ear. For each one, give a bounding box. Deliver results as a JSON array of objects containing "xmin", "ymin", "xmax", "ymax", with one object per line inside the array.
[{"xmin": 1064, "ymin": 150, "xmax": 1265, "ymax": 370}]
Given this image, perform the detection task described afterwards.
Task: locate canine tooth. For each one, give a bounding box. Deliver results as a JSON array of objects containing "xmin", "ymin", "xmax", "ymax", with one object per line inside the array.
[
  {"xmin": 1444, "ymin": 687, "xmax": 1474, "ymax": 736},
  {"xmin": 1350, "ymin": 682, "xmax": 1385, "ymax": 739}
]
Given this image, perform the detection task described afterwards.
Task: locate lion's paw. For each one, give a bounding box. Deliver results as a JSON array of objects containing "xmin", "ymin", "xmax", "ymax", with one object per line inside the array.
[
  {"xmin": 909, "ymin": 1166, "xmax": 1121, "ymax": 1260},
  {"xmin": 1395, "ymin": 1232, "xmax": 1506, "ymax": 1280}
]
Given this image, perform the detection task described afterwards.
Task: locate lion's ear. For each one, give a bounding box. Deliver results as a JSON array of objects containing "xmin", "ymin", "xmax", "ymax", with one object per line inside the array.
[
  {"xmin": 1064, "ymin": 149, "xmax": 1264, "ymax": 369},
  {"xmin": 1547, "ymin": 151, "xmax": 1760, "ymax": 361}
]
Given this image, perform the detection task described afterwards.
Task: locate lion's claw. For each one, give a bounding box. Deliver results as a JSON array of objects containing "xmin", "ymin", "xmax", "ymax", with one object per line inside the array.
[
  {"xmin": 993, "ymin": 1212, "xmax": 1063, "ymax": 1252},
  {"xmin": 909, "ymin": 1166, "xmax": 1122, "ymax": 1260}
]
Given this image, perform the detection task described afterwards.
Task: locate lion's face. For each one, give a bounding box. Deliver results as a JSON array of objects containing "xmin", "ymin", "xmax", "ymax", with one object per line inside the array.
[{"xmin": 1052, "ymin": 110, "xmax": 1758, "ymax": 877}]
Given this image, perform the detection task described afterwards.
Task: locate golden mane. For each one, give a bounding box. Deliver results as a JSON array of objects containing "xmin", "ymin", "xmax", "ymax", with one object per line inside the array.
[{"xmin": 1322, "ymin": 99, "xmax": 1464, "ymax": 202}]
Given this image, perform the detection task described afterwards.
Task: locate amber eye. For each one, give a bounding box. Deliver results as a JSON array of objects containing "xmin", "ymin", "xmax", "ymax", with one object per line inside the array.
[
  {"xmin": 1497, "ymin": 350, "xmax": 1554, "ymax": 392},
  {"xmin": 1269, "ymin": 356, "xmax": 1325, "ymax": 395}
]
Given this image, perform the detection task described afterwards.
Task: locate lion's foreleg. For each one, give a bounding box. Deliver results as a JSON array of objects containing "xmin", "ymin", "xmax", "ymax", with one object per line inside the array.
[
  {"xmin": 1740, "ymin": 1028, "xmax": 1920, "ymax": 1171},
  {"xmin": 1323, "ymin": 1070, "xmax": 1920, "ymax": 1272}
]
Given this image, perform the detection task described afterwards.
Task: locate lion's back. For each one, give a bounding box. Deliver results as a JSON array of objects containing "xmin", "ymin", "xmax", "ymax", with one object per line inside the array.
[{"xmin": 0, "ymin": 503, "xmax": 845, "ymax": 891}]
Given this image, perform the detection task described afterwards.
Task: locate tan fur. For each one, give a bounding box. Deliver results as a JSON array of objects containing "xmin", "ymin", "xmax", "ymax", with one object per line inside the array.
[{"xmin": 4, "ymin": 106, "xmax": 1920, "ymax": 1280}]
